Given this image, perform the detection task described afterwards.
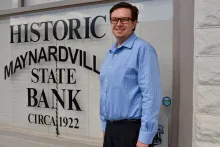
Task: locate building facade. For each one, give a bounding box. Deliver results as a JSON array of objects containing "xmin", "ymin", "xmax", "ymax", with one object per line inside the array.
[
  {"xmin": 0, "ymin": 0, "xmax": 219, "ymax": 147},
  {"xmin": 194, "ymin": 0, "xmax": 220, "ymax": 147}
]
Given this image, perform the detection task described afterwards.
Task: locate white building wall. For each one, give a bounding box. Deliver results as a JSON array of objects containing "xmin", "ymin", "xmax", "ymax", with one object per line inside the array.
[
  {"xmin": 0, "ymin": 19, "xmax": 12, "ymax": 126},
  {"xmin": 194, "ymin": 0, "xmax": 220, "ymax": 147}
]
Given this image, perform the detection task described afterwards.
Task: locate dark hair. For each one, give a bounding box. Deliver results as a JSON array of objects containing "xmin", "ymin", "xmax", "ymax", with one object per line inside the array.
[{"xmin": 109, "ymin": 2, "xmax": 139, "ymax": 31}]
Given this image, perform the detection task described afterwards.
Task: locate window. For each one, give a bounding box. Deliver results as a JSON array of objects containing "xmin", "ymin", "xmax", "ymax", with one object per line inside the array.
[
  {"xmin": 25, "ymin": 0, "xmax": 63, "ymax": 6},
  {"xmin": 0, "ymin": 0, "xmax": 19, "ymax": 10}
]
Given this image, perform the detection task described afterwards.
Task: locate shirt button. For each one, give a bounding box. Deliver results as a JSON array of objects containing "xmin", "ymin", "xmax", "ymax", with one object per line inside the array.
[
  {"xmin": 105, "ymin": 79, "xmax": 108, "ymax": 82},
  {"xmin": 114, "ymin": 54, "xmax": 117, "ymax": 57},
  {"xmin": 109, "ymin": 66, "xmax": 111, "ymax": 68}
]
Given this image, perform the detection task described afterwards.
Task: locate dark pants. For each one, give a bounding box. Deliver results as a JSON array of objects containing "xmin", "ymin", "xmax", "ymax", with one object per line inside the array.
[{"xmin": 103, "ymin": 120, "xmax": 154, "ymax": 147}]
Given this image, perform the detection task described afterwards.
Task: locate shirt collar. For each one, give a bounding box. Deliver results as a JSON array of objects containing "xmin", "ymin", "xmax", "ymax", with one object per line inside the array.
[{"xmin": 109, "ymin": 33, "xmax": 137, "ymax": 53}]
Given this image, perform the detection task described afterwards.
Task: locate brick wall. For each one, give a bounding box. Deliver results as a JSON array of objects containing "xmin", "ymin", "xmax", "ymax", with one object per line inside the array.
[{"xmin": 194, "ymin": 0, "xmax": 220, "ymax": 147}]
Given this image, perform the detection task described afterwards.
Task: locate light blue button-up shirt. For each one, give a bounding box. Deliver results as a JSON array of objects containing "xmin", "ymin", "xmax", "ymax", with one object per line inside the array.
[{"xmin": 100, "ymin": 33, "xmax": 162, "ymax": 144}]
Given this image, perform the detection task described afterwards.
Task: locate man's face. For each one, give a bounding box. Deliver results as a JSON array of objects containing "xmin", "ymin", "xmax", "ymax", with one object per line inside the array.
[{"xmin": 110, "ymin": 8, "xmax": 137, "ymax": 40}]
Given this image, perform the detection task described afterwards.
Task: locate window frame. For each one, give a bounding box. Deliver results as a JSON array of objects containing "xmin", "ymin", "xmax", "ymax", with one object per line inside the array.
[{"xmin": 0, "ymin": 0, "xmax": 119, "ymax": 18}]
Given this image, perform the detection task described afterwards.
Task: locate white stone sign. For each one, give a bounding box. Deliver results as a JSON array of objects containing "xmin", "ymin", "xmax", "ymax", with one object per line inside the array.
[{"xmin": 0, "ymin": 0, "xmax": 173, "ymax": 146}]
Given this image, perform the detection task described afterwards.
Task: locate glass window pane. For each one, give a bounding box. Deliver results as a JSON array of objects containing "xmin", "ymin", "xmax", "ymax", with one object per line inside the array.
[
  {"xmin": 0, "ymin": 0, "xmax": 13, "ymax": 10},
  {"xmin": 12, "ymin": 0, "xmax": 19, "ymax": 8},
  {"xmin": 25, "ymin": 0, "xmax": 63, "ymax": 6}
]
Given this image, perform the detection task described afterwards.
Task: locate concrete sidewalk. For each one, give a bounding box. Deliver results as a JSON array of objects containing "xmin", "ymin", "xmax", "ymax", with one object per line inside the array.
[{"xmin": 0, "ymin": 127, "xmax": 102, "ymax": 147}]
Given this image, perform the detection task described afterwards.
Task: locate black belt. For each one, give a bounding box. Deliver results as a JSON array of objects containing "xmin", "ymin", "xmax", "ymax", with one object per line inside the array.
[{"xmin": 107, "ymin": 119, "xmax": 141, "ymax": 124}]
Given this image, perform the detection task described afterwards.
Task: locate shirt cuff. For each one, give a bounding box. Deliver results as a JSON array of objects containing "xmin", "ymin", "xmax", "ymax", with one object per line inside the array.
[
  {"xmin": 138, "ymin": 129, "xmax": 156, "ymax": 145},
  {"xmin": 102, "ymin": 120, "xmax": 107, "ymax": 132}
]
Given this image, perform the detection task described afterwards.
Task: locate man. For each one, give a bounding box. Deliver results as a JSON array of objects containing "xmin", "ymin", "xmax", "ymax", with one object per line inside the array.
[{"xmin": 100, "ymin": 2, "xmax": 162, "ymax": 147}]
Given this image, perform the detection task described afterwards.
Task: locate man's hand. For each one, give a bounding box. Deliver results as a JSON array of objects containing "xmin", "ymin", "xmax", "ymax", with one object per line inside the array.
[{"xmin": 136, "ymin": 141, "xmax": 149, "ymax": 147}]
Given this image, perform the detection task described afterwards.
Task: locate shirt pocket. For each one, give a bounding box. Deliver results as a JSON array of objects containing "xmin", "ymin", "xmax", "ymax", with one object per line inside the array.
[
  {"xmin": 125, "ymin": 67, "xmax": 137, "ymax": 79},
  {"xmin": 124, "ymin": 67, "xmax": 138, "ymax": 86}
]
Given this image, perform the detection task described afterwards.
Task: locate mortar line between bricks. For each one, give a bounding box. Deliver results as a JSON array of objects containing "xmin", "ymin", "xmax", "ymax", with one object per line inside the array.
[
  {"xmin": 196, "ymin": 56, "xmax": 220, "ymax": 58},
  {"xmin": 196, "ymin": 26, "xmax": 220, "ymax": 29},
  {"xmin": 196, "ymin": 85, "xmax": 220, "ymax": 87},
  {"xmin": 194, "ymin": 113, "xmax": 220, "ymax": 117}
]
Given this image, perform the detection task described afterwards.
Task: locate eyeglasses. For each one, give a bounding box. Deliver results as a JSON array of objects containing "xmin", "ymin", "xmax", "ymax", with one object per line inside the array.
[{"xmin": 110, "ymin": 17, "xmax": 133, "ymax": 24}]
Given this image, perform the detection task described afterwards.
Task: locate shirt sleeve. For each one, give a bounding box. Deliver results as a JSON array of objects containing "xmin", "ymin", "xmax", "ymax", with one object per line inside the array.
[
  {"xmin": 100, "ymin": 62, "xmax": 107, "ymax": 132},
  {"xmin": 137, "ymin": 45, "xmax": 162, "ymax": 144},
  {"xmin": 100, "ymin": 109, "xmax": 107, "ymax": 132}
]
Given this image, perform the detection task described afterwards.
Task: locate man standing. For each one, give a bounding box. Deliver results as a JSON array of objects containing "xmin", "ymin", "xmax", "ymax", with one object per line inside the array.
[{"xmin": 100, "ymin": 2, "xmax": 162, "ymax": 147}]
